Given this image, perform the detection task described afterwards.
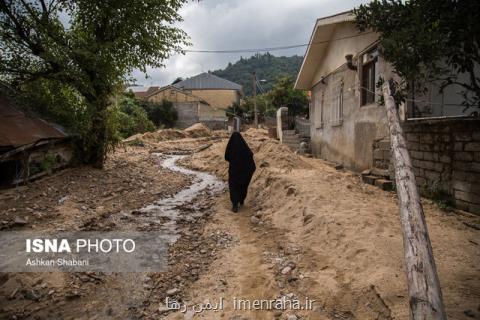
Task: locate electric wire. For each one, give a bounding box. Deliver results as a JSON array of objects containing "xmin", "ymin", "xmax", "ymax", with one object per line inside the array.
[{"xmin": 183, "ymin": 32, "xmax": 374, "ymax": 53}]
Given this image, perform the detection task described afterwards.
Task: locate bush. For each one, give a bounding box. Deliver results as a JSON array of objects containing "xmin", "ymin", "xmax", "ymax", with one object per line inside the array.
[
  {"xmin": 114, "ymin": 96, "xmax": 155, "ymax": 139},
  {"xmin": 421, "ymin": 180, "xmax": 454, "ymax": 211},
  {"xmin": 139, "ymin": 99, "xmax": 178, "ymax": 128}
]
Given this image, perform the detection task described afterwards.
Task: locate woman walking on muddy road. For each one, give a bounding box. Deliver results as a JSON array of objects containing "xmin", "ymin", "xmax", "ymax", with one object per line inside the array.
[{"xmin": 225, "ymin": 132, "xmax": 256, "ymax": 213}]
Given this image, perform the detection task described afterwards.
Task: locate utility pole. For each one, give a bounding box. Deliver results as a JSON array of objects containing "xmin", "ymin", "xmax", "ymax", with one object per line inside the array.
[
  {"xmin": 382, "ymin": 82, "xmax": 446, "ymax": 320},
  {"xmin": 252, "ymin": 71, "xmax": 258, "ymax": 128}
]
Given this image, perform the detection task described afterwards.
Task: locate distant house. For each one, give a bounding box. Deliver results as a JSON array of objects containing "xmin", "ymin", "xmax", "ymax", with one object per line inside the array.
[
  {"xmin": 295, "ymin": 11, "xmax": 480, "ymax": 214},
  {"xmin": 125, "ymin": 86, "xmax": 160, "ymax": 100},
  {"xmin": 127, "ymin": 73, "xmax": 242, "ymax": 129},
  {"xmin": 0, "ymin": 95, "xmax": 72, "ymax": 187},
  {"xmin": 173, "ymin": 72, "xmax": 243, "ymax": 111},
  {"xmin": 145, "ymin": 85, "xmax": 226, "ymax": 129}
]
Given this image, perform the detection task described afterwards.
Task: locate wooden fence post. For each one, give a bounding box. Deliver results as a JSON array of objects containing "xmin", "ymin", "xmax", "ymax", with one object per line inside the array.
[{"xmin": 382, "ymin": 82, "xmax": 447, "ymax": 320}]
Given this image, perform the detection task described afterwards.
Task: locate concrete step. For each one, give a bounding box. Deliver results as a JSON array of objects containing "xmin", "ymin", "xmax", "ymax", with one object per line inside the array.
[
  {"xmin": 362, "ymin": 173, "xmax": 394, "ymax": 191},
  {"xmin": 375, "ymin": 179, "xmax": 394, "ymax": 191},
  {"xmin": 371, "ymin": 168, "xmax": 390, "ymax": 177},
  {"xmin": 362, "ymin": 175, "xmax": 378, "ymax": 185}
]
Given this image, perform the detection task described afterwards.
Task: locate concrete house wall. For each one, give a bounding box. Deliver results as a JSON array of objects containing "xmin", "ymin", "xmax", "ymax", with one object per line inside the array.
[
  {"xmin": 190, "ymin": 89, "xmax": 240, "ymax": 110},
  {"xmin": 146, "ymin": 86, "xmax": 227, "ymax": 129},
  {"xmin": 296, "ymin": 12, "xmax": 480, "ymax": 215},
  {"xmin": 146, "ymin": 86, "xmax": 201, "ymax": 128},
  {"xmin": 147, "ymin": 87, "xmax": 199, "ymax": 103},
  {"xmin": 308, "ymin": 21, "xmax": 393, "ymax": 171}
]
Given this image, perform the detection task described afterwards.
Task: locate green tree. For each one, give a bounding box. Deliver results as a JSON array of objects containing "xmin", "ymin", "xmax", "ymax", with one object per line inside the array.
[
  {"xmin": 0, "ymin": 0, "xmax": 189, "ymax": 167},
  {"xmin": 114, "ymin": 93, "xmax": 155, "ymax": 138},
  {"xmin": 354, "ymin": 0, "xmax": 480, "ymax": 108},
  {"xmin": 269, "ymin": 76, "xmax": 308, "ymax": 116},
  {"xmin": 139, "ymin": 99, "xmax": 178, "ymax": 128}
]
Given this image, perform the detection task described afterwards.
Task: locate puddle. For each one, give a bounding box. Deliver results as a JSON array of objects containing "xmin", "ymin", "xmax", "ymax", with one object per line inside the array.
[{"xmin": 125, "ymin": 154, "xmax": 225, "ymax": 243}]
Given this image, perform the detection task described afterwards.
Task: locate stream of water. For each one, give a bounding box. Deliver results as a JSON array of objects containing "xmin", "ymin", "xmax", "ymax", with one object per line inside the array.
[{"xmin": 135, "ymin": 154, "xmax": 225, "ymax": 243}]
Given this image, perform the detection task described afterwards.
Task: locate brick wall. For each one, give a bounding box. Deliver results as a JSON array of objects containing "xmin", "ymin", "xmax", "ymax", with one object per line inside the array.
[{"xmin": 401, "ymin": 118, "xmax": 480, "ymax": 215}]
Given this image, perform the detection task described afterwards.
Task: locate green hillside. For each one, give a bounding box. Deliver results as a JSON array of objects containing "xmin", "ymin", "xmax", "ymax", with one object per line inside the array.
[{"xmin": 212, "ymin": 52, "xmax": 303, "ymax": 96}]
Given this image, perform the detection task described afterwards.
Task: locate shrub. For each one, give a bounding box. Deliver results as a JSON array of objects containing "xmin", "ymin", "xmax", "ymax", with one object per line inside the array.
[{"xmin": 139, "ymin": 99, "xmax": 178, "ymax": 128}]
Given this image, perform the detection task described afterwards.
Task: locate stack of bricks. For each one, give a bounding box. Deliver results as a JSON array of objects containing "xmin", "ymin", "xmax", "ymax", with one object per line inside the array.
[{"xmin": 401, "ymin": 118, "xmax": 480, "ymax": 215}]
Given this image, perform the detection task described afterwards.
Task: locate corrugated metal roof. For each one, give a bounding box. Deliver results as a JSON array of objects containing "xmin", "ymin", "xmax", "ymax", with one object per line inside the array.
[
  {"xmin": 0, "ymin": 97, "xmax": 67, "ymax": 150},
  {"xmin": 173, "ymin": 73, "xmax": 242, "ymax": 91}
]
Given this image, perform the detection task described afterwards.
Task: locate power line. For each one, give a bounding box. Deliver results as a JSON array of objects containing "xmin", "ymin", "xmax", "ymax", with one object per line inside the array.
[
  {"xmin": 183, "ymin": 31, "xmax": 374, "ymax": 54},
  {"xmin": 256, "ymin": 80, "xmax": 267, "ymax": 94}
]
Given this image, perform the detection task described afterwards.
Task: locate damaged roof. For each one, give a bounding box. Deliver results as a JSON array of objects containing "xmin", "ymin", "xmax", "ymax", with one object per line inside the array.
[
  {"xmin": 0, "ymin": 97, "xmax": 67, "ymax": 151},
  {"xmin": 125, "ymin": 86, "xmax": 160, "ymax": 99}
]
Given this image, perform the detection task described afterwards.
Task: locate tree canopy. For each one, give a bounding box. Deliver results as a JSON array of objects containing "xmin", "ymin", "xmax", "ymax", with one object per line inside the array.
[
  {"xmin": 0, "ymin": 0, "xmax": 189, "ymax": 167},
  {"xmin": 354, "ymin": 0, "xmax": 480, "ymax": 108},
  {"xmin": 269, "ymin": 76, "xmax": 308, "ymax": 116},
  {"xmin": 228, "ymin": 75, "xmax": 308, "ymax": 122}
]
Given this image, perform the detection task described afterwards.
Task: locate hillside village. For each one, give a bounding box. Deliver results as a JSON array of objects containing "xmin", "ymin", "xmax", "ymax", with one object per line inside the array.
[{"xmin": 0, "ymin": 1, "xmax": 479, "ymax": 320}]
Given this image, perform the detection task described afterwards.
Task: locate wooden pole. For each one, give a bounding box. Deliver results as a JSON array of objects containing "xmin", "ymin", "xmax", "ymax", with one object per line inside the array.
[
  {"xmin": 252, "ymin": 71, "xmax": 258, "ymax": 128},
  {"xmin": 382, "ymin": 82, "xmax": 446, "ymax": 320}
]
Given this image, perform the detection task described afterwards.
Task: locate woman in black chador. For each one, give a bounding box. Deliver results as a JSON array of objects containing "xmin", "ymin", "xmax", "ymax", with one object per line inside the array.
[{"xmin": 224, "ymin": 132, "xmax": 256, "ymax": 212}]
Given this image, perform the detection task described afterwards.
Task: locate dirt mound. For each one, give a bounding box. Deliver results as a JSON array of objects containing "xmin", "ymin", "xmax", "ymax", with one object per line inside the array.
[
  {"xmin": 183, "ymin": 123, "xmax": 212, "ymax": 138},
  {"xmin": 183, "ymin": 128, "xmax": 480, "ymax": 320},
  {"xmin": 124, "ymin": 123, "xmax": 213, "ymax": 145},
  {"xmin": 185, "ymin": 129, "xmax": 311, "ymax": 181}
]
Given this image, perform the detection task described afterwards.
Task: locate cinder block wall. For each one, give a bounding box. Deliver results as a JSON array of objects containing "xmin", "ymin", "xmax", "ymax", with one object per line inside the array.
[
  {"xmin": 401, "ymin": 118, "xmax": 480, "ymax": 215},
  {"xmin": 174, "ymin": 102, "xmax": 199, "ymax": 129}
]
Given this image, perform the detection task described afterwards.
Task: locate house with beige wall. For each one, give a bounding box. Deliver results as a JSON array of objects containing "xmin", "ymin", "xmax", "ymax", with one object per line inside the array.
[
  {"xmin": 145, "ymin": 85, "xmax": 225, "ymax": 129},
  {"xmin": 129, "ymin": 73, "xmax": 242, "ymax": 129},
  {"xmin": 173, "ymin": 72, "xmax": 243, "ymax": 111}
]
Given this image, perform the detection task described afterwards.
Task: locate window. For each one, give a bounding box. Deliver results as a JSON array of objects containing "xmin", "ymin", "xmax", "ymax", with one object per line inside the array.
[
  {"xmin": 314, "ymin": 91, "xmax": 324, "ymax": 129},
  {"xmin": 332, "ymin": 81, "xmax": 344, "ymax": 126},
  {"xmin": 361, "ymin": 47, "xmax": 378, "ymax": 106}
]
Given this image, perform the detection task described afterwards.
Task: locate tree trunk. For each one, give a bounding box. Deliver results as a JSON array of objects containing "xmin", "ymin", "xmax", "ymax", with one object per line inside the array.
[
  {"xmin": 382, "ymin": 82, "xmax": 446, "ymax": 320},
  {"xmin": 83, "ymin": 96, "xmax": 108, "ymax": 169}
]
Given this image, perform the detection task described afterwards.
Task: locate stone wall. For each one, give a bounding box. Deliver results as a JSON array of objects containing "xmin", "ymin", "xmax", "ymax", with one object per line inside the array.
[{"xmin": 401, "ymin": 118, "xmax": 480, "ymax": 214}]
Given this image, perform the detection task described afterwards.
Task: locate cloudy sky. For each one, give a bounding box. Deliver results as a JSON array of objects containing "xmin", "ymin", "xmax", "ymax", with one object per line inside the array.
[{"xmin": 132, "ymin": 0, "xmax": 370, "ymax": 86}]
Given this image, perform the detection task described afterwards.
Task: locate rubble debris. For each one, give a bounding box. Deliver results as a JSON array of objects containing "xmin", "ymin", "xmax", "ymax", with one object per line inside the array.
[{"xmin": 14, "ymin": 216, "xmax": 28, "ymax": 226}]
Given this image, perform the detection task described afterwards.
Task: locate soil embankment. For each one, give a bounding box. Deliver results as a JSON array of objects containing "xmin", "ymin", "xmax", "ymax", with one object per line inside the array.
[{"xmin": 1, "ymin": 125, "xmax": 479, "ymax": 320}]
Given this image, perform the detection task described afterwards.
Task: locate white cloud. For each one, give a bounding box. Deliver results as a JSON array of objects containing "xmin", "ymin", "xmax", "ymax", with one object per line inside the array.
[{"xmin": 132, "ymin": 0, "xmax": 370, "ymax": 86}]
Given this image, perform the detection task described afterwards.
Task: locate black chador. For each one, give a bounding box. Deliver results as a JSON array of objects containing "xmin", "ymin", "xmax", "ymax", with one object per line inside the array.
[{"xmin": 224, "ymin": 132, "xmax": 256, "ymax": 212}]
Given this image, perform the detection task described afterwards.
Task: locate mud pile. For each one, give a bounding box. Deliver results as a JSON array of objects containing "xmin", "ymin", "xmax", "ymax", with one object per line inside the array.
[
  {"xmin": 184, "ymin": 128, "xmax": 480, "ymax": 319},
  {"xmin": 183, "ymin": 123, "xmax": 213, "ymax": 138},
  {"xmin": 124, "ymin": 123, "xmax": 215, "ymax": 145},
  {"xmin": 187, "ymin": 128, "xmax": 311, "ymax": 181}
]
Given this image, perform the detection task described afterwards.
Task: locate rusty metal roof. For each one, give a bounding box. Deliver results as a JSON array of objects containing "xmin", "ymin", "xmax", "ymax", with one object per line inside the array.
[{"xmin": 0, "ymin": 97, "xmax": 67, "ymax": 150}]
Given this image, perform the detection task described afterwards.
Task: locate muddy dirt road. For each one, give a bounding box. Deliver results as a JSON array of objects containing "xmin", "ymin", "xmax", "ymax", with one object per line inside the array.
[{"xmin": 1, "ymin": 126, "xmax": 479, "ymax": 320}]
